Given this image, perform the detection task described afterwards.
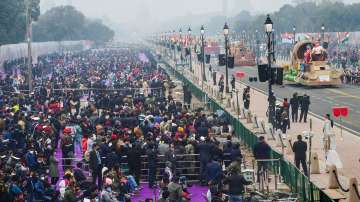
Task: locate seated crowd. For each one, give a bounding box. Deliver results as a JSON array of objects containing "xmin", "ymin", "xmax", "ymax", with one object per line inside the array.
[{"xmin": 0, "ymin": 47, "xmax": 247, "ymax": 202}]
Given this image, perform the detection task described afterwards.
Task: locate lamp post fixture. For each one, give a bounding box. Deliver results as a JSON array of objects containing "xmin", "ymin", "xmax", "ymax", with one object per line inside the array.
[
  {"xmin": 200, "ymin": 25, "xmax": 206, "ymax": 83},
  {"xmin": 179, "ymin": 28, "xmax": 183, "ymax": 65},
  {"xmin": 173, "ymin": 30, "xmax": 176, "ymax": 63},
  {"xmin": 224, "ymin": 23, "xmax": 230, "ymax": 93},
  {"xmin": 293, "ymin": 25, "xmax": 296, "ymax": 45},
  {"xmin": 188, "ymin": 27, "xmax": 193, "ymax": 72},
  {"xmin": 255, "ymin": 30, "xmax": 260, "ymax": 65},
  {"xmin": 26, "ymin": 0, "xmax": 33, "ymax": 93},
  {"xmin": 265, "ymin": 14, "xmax": 275, "ymax": 124},
  {"xmin": 321, "ymin": 24, "xmax": 325, "ymax": 46}
]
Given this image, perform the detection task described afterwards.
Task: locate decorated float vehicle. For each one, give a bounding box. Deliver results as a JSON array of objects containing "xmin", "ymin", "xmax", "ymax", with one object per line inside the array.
[
  {"xmin": 284, "ymin": 40, "xmax": 342, "ymax": 86},
  {"xmin": 230, "ymin": 41, "xmax": 256, "ymax": 67}
]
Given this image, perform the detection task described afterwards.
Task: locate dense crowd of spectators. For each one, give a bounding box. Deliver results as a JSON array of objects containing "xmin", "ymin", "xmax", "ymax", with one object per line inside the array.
[{"xmin": 0, "ymin": 46, "xmax": 250, "ymax": 202}]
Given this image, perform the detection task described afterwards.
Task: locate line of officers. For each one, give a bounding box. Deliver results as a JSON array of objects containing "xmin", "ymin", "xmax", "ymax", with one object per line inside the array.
[{"xmin": 274, "ymin": 93, "xmax": 311, "ymax": 134}]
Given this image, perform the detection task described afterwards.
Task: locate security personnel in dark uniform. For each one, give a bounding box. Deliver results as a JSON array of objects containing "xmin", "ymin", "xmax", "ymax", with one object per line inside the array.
[
  {"xmin": 299, "ymin": 94, "xmax": 310, "ymax": 123},
  {"xmin": 291, "ymin": 135, "xmax": 308, "ymax": 176}
]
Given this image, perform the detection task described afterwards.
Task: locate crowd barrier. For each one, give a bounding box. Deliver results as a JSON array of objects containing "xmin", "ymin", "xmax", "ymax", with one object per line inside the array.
[{"xmin": 163, "ymin": 60, "xmax": 335, "ymax": 202}]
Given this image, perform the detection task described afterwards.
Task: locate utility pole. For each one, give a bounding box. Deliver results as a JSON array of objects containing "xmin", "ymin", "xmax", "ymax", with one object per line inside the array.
[{"xmin": 26, "ymin": 0, "xmax": 33, "ymax": 93}]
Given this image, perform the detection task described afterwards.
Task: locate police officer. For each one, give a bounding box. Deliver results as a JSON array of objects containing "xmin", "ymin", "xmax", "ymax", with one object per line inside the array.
[{"xmin": 299, "ymin": 94, "xmax": 310, "ymax": 123}]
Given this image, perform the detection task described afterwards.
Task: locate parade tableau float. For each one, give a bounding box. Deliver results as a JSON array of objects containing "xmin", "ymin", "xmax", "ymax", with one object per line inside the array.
[
  {"xmin": 229, "ymin": 41, "xmax": 256, "ymax": 67},
  {"xmin": 283, "ymin": 40, "xmax": 342, "ymax": 86}
]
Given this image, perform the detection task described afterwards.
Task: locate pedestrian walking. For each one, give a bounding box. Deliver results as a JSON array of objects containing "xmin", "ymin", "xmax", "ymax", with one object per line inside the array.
[
  {"xmin": 291, "ymin": 135, "xmax": 308, "ymax": 176},
  {"xmin": 290, "ymin": 93, "xmax": 299, "ymax": 122},
  {"xmin": 299, "ymin": 94, "xmax": 310, "ymax": 123}
]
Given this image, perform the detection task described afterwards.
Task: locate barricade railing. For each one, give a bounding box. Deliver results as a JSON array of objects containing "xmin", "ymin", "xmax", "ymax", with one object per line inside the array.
[{"xmin": 162, "ymin": 59, "xmax": 335, "ymax": 202}]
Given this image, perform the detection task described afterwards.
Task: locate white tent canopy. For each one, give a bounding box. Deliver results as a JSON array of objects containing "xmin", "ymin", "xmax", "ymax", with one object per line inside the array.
[{"xmin": 0, "ymin": 40, "xmax": 93, "ymax": 70}]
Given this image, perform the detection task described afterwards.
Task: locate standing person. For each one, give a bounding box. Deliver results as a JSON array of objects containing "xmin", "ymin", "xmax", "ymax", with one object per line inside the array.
[
  {"xmin": 197, "ymin": 137, "xmax": 213, "ymax": 186},
  {"xmin": 290, "ymin": 93, "xmax": 299, "ymax": 123},
  {"xmin": 49, "ymin": 150, "xmax": 59, "ymax": 185},
  {"xmin": 299, "ymin": 94, "xmax": 310, "ymax": 123},
  {"xmin": 283, "ymin": 98, "xmax": 290, "ymax": 129},
  {"xmin": 212, "ymin": 70, "xmax": 217, "ymax": 86},
  {"xmin": 206, "ymin": 158, "xmax": 223, "ymax": 189},
  {"xmin": 291, "ymin": 135, "xmax": 308, "ymax": 176},
  {"xmin": 127, "ymin": 143, "xmax": 142, "ymax": 185},
  {"xmin": 230, "ymin": 76, "xmax": 236, "ymax": 92},
  {"xmin": 223, "ymin": 170, "xmax": 251, "ymax": 202},
  {"xmin": 218, "ymin": 75, "xmax": 224, "ymax": 95},
  {"xmin": 167, "ymin": 176, "xmax": 183, "ymax": 202},
  {"xmin": 281, "ymin": 110, "xmax": 289, "ymax": 134},
  {"xmin": 243, "ymin": 86, "xmax": 250, "ymax": 110},
  {"xmin": 322, "ymin": 114, "xmax": 335, "ymax": 156},
  {"xmin": 253, "ymin": 136, "xmax": 271, "ymax": 183},
  {"xmin": 147, "ymin": 143, "xmax": 158, "ymax": 188},
  {"xmin": 89, "ymin": 144, "xmax": 103, "ymax": 189}
]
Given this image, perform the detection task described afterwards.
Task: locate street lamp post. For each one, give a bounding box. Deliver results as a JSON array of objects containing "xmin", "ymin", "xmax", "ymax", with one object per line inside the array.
[
  {"xmin": 224, "ymin": 23, "xmax": 230, "ymax": 93},
  {"xmin": 265, "ymin": 15, "xmax": 275, "ymax": 124},
  {"xmin": 173, "ymin": 30, "xmax": 176, "ymax": 63},
  {"xmin": 321, "ymin": 24, "xmax": 325, "ymax": 46},
  {"xmin": 188, "ymin": 27, "xmax": 193, "ymax": 72},
  {"xmin": 293, "ymin": 25, "xmax": 296, "ymax": 45},
  {"xmin": 179, "ymin": 28, "xmax": 183, "ymax": 65},
  {"xmin": 200, "ymin": 25, "xmax": 206, "ymax": 83},
  {"xmin": 26, "ymin": 0, "xmax": 33, "ymax": 93},
  {"xmin": 255, "ymin": 30, "xmax": 260, "ymax": 65}
]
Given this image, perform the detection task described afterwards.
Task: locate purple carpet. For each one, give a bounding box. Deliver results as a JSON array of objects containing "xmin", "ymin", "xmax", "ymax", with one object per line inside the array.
[
  {"xmin": 131, "ymin": 183, "xmax": 208, "ymax": 202},
  {"xmin": 54, "ymin": 133, "xmax": 84, "ymax": 188}
]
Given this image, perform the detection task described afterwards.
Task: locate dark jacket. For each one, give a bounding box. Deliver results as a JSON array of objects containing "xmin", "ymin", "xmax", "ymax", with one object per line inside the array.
[
  {"xmin": 253, "ymin": 142, "xmax": 271, "ymax": 160},
  {"xmin": 292, "ymin": 140, "xmax": 307, "ymax": 159},
  {"xmin": 290, "ymin": 97, "xmax": 299, "ymax": 109},
  {"xmin": 89, "ymin": 150, "xmax": 101, "ymax": 171},
  {"xmin": 197, "ymin": 142, "xmax": 213, "ymax": 162},
  {"xmin": 206, "ymin": 161, "xmax": 223, "ymax": 183},
  {"xmin": 223, "ymin": 174, "xmax": 251, "ymax": 195},
  {"xmin": 300, "ymin": 96, "xmax": 310, "ymax": 110}
]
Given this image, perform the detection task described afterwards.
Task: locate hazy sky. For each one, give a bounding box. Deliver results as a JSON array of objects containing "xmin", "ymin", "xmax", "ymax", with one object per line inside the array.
[
  {"xmin": 41, "ymin": 0, "xmax": 294, "ymax": 23},
  {"xmin": 41, "ymin": 0, "xmax": 359, "ymax": 24}
]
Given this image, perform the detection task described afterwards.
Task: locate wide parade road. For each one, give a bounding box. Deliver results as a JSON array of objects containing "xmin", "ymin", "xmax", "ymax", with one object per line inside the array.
[{"xmin": 213, "ymin": 64, "xmax": 360, "ymax": 135}]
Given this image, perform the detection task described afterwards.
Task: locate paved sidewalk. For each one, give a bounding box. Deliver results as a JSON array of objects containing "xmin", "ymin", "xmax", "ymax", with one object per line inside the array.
[{"xmin": 178, "ymin": 61, "xmax": 360, "ymax": 195}]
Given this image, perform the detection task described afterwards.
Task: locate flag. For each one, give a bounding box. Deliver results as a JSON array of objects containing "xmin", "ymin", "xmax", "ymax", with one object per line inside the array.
[
  {"xmin": 281, "ymin": 32, "xmax": 294, "ymax": 44},
  {"xmin": 342, "ymin": 32, "xmax": 350, "ymax": 44},
  {"xmin": 337, "ymin": 32, "xmax": 349, "ymax": 44}
]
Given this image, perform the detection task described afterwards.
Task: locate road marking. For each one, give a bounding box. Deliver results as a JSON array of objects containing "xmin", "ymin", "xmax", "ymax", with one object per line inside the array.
[{"xmin": 327, "ymin": 89, "xmax": 360, "ymax": 100}]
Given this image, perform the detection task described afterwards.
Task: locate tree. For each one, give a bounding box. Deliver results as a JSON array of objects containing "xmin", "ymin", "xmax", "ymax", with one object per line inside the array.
[
  {"xmin": 33, "ymin": 6, "xmax": 114, "ymax": 43},
  {"xmin": 0, "ymin": 0, "xmax": 40, "ymax": 45},
  {"xmin": 33, "ymin": 6, "xmax": 86, "ymax": 42},
  {"xmin": 84, "ymin": 20, "xmax": 115, "ymax": 43}
]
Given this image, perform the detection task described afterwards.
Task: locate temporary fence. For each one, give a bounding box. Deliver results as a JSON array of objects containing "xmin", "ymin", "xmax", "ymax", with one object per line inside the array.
[{"xmin": 163, "ymin": 60, "xmax": 335, "ymax": 202}]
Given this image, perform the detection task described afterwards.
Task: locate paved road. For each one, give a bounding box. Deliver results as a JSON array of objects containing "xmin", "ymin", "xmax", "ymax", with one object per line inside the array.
[{"xmin": 213, "ymin": 65, "xmax": 360, "ymax": 134}]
